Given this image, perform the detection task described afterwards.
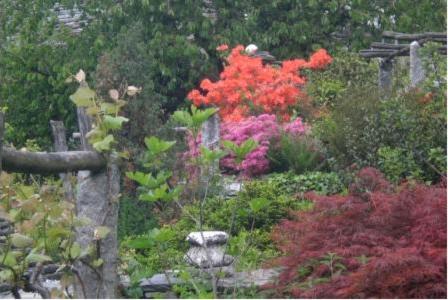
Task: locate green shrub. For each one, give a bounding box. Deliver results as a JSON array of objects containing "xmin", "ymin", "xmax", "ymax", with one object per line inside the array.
[
  {"xmin": 266, "ymin": 171, "xmax": 345, "ymax": 195},
  {"xmin": 377, "ymin": 146, "xmax": 422, "ymax": 183},
  {"xmin": 118, "ymin": 196, "xmax": 159, "ymax": 241},
  {"xmin": 268, "ymin": 134, "xmax": 324, "ymax": 175},
  {"xmin": 315, "ymin": 87, "xmax": 446, "ymax": 183},
  {"xmin": 305, "ymin": 50, "xmax": 377, "ymax": 108},
  {"xmin": 182, "ymin": 180, "xmax": 311, "ymax": 235}
]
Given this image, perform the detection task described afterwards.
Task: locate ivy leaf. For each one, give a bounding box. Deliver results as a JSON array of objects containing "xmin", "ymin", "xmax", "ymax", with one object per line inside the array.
[
  {"xmin": 92, "ymin": 258, "xmax": 104, "ymax": 267},
  {"xmin": 26, "ymin": 253, "xmax": 52, "ymax": 264},
  {"xmin": 94, "ymin": 226, "xmax": 111, "ymax": 240},
  {"xmin": 70, "ymin": 86, "xmax": 96, "ymax": 107},
  {"xmin": 11, "ymin": 233, "xmax": 33, "ymax": 248},
  {"xmin": 92, "ymin": 134, "xmax": 115, "ymax": 152},
  {"xmin": 100, "ymin": 102, "xmax": 119, "ymax": 114},
  {"xmin": 70, "ymin": 243, "xmax": 82, "ymax": 259},
  {"xmin": 103, "ymin": 115, "xmax": 129, "ymax": 130}
]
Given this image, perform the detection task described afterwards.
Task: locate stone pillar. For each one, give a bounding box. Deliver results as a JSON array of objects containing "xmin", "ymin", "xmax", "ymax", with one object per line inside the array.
[
  {"xmin": 199, "ymin": 112, "xmax": 220, "ymax": 190},
  {"xmin": 74, "ymin": 108, "xmax": 120, "ymax": 298},
  {"xmin": 410, "ymin": 41, "xmax": 426, "ymax": 88},
  {"xmin": 378, "ymin": 58, "xmax": 393, "ymax": 97},
  {"xmin": 201, "ymin": 112, "xmax": 220, "ymax": 150},
  {"xmin": 0, "ymin": 112, "xmax": 3, "ymax": 173}
]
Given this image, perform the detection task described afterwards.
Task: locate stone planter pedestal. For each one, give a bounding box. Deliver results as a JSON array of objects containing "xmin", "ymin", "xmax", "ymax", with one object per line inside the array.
[{"xmin": 184, "ymin": 231, "xmax": 234, "ymax": 268}]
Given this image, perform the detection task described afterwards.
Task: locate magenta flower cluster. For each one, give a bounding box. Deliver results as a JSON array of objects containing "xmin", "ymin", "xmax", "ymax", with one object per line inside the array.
[
  {"xmin": 221, "ymin": 114, "xmax": 308, "ymax": 176},
  {"xmin": 182, "ymin": 114, "xmax": 308, "ymax": 177}
]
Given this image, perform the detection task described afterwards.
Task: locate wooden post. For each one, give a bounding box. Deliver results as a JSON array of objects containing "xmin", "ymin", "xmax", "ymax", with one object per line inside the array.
[
  {"xmin": 50, "ymin": 120, "xmax": 74, "ymax": 202},
  {"xmin": 74, "ymin": 108, "xmax": 120, "ymax": 298}
]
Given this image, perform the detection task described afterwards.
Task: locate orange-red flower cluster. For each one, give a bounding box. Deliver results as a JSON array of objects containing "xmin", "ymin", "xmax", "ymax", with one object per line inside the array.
[{"xmin": 187, "ymin": 45, "xmax": 332, "ymax": 121}]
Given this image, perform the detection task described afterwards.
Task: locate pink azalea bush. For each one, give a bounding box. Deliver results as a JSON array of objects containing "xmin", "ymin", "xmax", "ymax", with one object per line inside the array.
[
  {"xmin": 182, "ymin": 114, "xmax": 309, "ymax": 177},
  {"xmin": 221, "ymin": 114, "xmax": 308, "ymax": 176}
]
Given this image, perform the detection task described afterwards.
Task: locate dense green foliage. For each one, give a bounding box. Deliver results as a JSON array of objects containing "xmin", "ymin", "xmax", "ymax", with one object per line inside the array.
[{"xmin": 1, "ymin": 0, "xmax": 445, "ymax": 147}]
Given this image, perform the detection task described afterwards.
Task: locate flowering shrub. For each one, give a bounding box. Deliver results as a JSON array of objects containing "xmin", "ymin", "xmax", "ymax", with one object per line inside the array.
[
  {"xmin": 268, "ymin": 168, "xmax": 447, "ymax": 298},
  {"xmin": 220, "ymin": 114, "xmax": 308, "ymax": 176},
  {"xmin": 187, "ymin": 45, "xmax": 332, "ymax": 122}
]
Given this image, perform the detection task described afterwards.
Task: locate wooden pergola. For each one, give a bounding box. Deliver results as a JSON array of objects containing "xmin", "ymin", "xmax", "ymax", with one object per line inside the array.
[
  {"xmin": 359, "ymin": 31, "xmax": 447, "ymax": 94},
  {"xmin": 360, "ymin": 31, "xmax": 446, "ymax": 60}
]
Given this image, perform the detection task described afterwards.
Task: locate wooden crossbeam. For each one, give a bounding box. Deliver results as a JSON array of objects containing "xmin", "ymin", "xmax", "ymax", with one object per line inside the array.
[
  {"xmin": 382, "ymin": 31, "xmax": 447, "ymax": 41},
  {"xmin": 1, "ymin": 148, "xmax": 106, "ymax": 174},
  {"xmin": 360, "ymin": 47, "xmax": 447, "ymax": 58},
  {"xmin": 360, "ymin": 32, "xmax": 447, "ymax": 59}
]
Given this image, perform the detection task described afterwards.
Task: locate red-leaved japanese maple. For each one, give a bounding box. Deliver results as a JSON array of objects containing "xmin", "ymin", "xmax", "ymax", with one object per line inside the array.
[{"xmin": 268, "ymin": 168, "xmax": 447, "ymax": 298}]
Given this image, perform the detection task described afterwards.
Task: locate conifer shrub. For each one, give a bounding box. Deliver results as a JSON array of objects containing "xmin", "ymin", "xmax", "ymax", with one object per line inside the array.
[{"xmin": 268, "ymin": 167, "xmax": 446, "ymax": 298}]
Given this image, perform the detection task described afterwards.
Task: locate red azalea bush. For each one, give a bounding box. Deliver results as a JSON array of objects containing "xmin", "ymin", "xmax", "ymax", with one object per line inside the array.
[
  {"xmin": 269, "ymin": 168, "xmax": 447, "ymax": 298},
  {"xmin": 187, "ymin": 45, "xmax": 332, "ymax": 122}
]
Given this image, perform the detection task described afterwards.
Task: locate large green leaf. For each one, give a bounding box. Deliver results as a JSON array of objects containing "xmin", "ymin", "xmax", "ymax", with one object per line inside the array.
[
  {"xmin": 11, "ymin": 233, "xmax": 33, "ymax": 248},
  {"xmin": 70, "ymin": 86, "xmax": 96, "ymax": 107},
  {"xmin": 94, "ymin": 226, "xmax": 111, "ymax": 240},
  {"xmin": 92, "ymin": 134, "xmax": 115, "ymax": 152},
  {"xmin": 103, "ymin": 115, "xmax": 129, "ymax": 130},
  {"xmin": 26, "ymin": 253, "xmax": 52, "ymax": 264},
  {"xmin": 144, "ymin": 136, "xmax": 176, "ymax": 157},
  {"xmin": 70, "ymin": 243, "xmax": 82, "ymax": 259}
]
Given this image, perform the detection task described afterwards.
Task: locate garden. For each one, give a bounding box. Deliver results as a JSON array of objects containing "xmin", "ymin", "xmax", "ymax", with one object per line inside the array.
[{"xmin": 0, "ymin": 1, "xmax": 446, "ymax": 299}]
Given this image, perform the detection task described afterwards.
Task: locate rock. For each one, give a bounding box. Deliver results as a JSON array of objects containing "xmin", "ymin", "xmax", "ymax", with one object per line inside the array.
[
  {"xmin": 140, "ymin": 273, "xmax": 180, "ymax": 293},
  {"xmin": 223, "ymin": 182, "xmax": 242, "ymax": 197},
  {"xmin": 217, "ymin": 268, "xmax": 281, "ymax": 289},
  {"xmin": 42, "ymin": 264, "xmax": 59, "ymax": 275},
  {"xmin": 186, "ymin": 231, "xmax": 228, "ymax": 247},
  {"xmin": 189, "ymin": 265, "xmax": 235, "ymax": 279},
  {"xmin": 184, "ymin": 246, "xmax": 234, "ymax": 268},
  {"xmin": 144, "ymin": 291, "xmax": 178, "ymax": 299},
  {"xmin": 0, "ymin": 284, "xmax": 10, "ymax": 293}
]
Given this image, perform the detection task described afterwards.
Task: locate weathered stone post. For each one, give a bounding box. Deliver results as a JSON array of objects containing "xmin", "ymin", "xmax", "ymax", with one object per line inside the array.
[
  {"xmin": 50, "ymin": 120, "xmax": 74, "ymax": 202},
  {"xmin": 74, "ymin": 108, "xmax": 120, "ymax": 298},
  {"xmin": 201, "ymin": 111, "xmax": 220, "ymax": 150},
  {"xmin": 0, "ymin": 112, "xmax": 3, "ymax": 173},
  {"xmin": 378, "ymin": 58, "xmax": 393, "ymax": 96},
  {"xmin": 199, "ymin": 111, "xmax": 220, "ymax": 190},
  {"xmin": 410, "ymin": 41, "xmax": 426, "ymax": 87}
]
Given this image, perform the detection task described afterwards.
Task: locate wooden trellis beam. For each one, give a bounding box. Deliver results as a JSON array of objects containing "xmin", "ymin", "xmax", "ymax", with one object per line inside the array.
[
  {"xmin": 1, "ymin": 148, "xmax": 106, "ymax": 174},
  {"xmin": 382, "ymin": 31, "xmax": 447, "ymax": 41}
]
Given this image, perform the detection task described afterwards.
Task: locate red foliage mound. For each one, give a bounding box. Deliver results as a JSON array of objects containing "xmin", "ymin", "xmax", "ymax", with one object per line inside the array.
[{"xmin": 270, "ymin": 168, "xmax": 447, "ymax": 298}]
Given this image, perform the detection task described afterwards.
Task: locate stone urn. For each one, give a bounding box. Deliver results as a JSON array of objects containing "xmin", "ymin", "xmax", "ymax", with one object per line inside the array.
[{"xmin": 184, "ymin": 231, "xmax": 234, "ymax": 268}]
